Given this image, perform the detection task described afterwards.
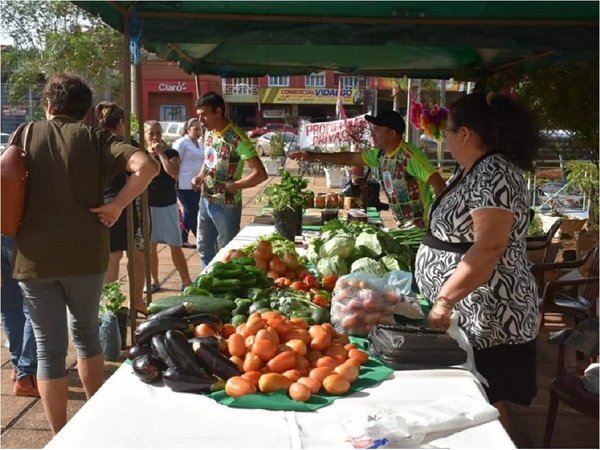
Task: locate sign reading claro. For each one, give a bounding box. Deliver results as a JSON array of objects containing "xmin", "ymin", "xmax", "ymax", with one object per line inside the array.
[{"xmin": 158, "ymin": 81, "xmax": 187, "ymax": 92}]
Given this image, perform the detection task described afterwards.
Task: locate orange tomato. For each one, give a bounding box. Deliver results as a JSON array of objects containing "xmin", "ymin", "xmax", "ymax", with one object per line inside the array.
[
  {"xmin": 310, "ymin": 331, "xmax": 332, "ymax": 351},
  {"xmin": 241, "ymin": 370, "xmax": 262, "ymax": 387},
  {"xmin": 345, "ymin": 357, "xmax": 362, "ymax": 368},
  {"xmin": 277, "ymin": 344, "xmax": 294, "ymax": 354},
  {"xmin": 251, "ymin": 339, "xmax": 278, "ymax": 361},
  {"xmin": 227, "ymin": 333, "xmax": 246, "ymax": 358},
  {"xmin": 243, "ymin": 352, "xmax": 263, "ymax": 372},
  {"xmin": 305, "ymin": 350, "xmax": 323, "ymax": 366},
  {"xmin": 255, "ymin": 329, "xmax": 277, "ymax": 343},
  {"xmin": 266, "ymin": 350, "xmax": 296, "ymax": 373},
  {"xmin": 193, "ymin": 323, "xmax": 216, "ymax": 337},
  {"xmin": 255, "ymin": 240, "xmax": 273, "ymax": 258},
  {"xmin": 262, "ymin": 311, "xmax": 284, "ymax": 321},
  {"xmin": 309, "ymin": 366, "xmax": 333, "ymax": 383},
  {"xmin": 264, "ymin": 327, "xmax": 281, "ymax": 344},
  {"xmin": 285, "ymin": 339, "xmax": 307, "ymax": 356},
  {"xmin": 258, "ymin": 373, "xmax": 292, "ymax": 393},
  {"xmin": 269, "ymin": 256, "xmax": 287, "ymax": 276},
  {"xmin": 236, "ymin": 323, "xmax": 248, "ymax": 338},
  {"xmin": 281, "ymin": 252, "xmax": 299, "ymax": 271},
  {"xmin": 308, "ymin": 325, "xmax": 325, "ymax": 338},
  {"xmin": 285, "ymin": 329, "xmax": 312, "ymax": 345},
  {"xmin": 322, "ymin": 374, "xmax": 350, "ymax": 395},
  {"xmin": 334, "ymin": 362, "xmax": 360, "ymax": 382},
  {"xmin": 229, "ymin": 356, "xmax": 244, "ymax": 371},
  {"xmin": 221, "ymin": 323, "xmax": 236, "ymax": 339},
  {"xmin": 323, "ymin": 344, "xmax": 348, "ymax": 360},
  {"xmin": 315, "ymin": 356, "xmax": 338, "ymax": 370},
  {"xmin": 344, "ymin": 343, "xmax": 357, "ymax": 351},
  {"xmin": 332, "ymin": 334, "xmax": 350, "ymax": 345},
  {"xmin": 225, "ymin": 376, "xmax": 256, "ymax": 398},
  {"xmin": 348, "ymin": 348, "xmax": 369, "ymax": 364},
  {"xmin": 253, "ymin": 255, "xmax": 268, "ymax": 272},
  {"xmin": 245, "ymin": 335, "xmax": 255, "ymax": 349},
  {"xmin": 289, "ymin": 317, "xmax": 309, "ymax": 330},
  {"xmin": 294, "ymin": 355, "xmax": 310, "ymax": 375},
  {"xmin": 245, "ymin": 315, "xmax": 266, "ymax": 336},
  {"xmin": 297, "ymin": 376, "xmax": 321, "ymax": 394},
  {"xmin": 288, "ymin": 382, "xmax": 311, "ymax": 402},
  {"xmin": 282, "ymin": 369, "xmax": 302, "ymax": 382},
  {"xmin": 320, "ymin": 323, "xmax": 338, "ymax": 337}
]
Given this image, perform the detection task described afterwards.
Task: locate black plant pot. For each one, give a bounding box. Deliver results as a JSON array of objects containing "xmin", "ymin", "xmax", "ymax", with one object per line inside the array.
[
  {"xmin": 273, "ymin": 205, "xmax": 302, "ymax": 241},
  {"xmin": 116, "ymin": 307, "xmax": 129, "ymax": 350}
]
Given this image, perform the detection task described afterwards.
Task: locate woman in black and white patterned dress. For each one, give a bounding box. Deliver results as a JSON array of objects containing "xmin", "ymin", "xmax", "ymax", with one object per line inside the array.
[{"xmin": 414, "ymin": 93, "xmax": 540, "ymax": 430}]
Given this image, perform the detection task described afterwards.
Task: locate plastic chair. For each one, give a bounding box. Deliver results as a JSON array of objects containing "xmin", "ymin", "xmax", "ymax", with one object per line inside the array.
[
  {"xmin": 532, "ymin": 244, "xmax": 599, "ymax": 332},
  {"xmin": 526, "ymin": 218, "xmax": 562, "ymax": 266},
  {"xmin": 542, "ymin": 318, "xmax": 599, "ymax": 447}
]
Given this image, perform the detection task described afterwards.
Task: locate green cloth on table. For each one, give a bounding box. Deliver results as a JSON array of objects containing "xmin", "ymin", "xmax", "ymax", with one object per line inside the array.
[{"xmin": 208, "ymin": 337, "xmax": 392, "ymax": 411}]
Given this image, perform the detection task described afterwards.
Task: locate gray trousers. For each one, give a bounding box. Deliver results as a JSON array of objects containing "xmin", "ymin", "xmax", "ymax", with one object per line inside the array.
[{"xmin": 19, "ymin": 273, "xmax": 105, "ymax": 379}]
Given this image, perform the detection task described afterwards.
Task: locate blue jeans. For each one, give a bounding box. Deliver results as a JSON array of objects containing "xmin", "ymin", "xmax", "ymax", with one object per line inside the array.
[
  {"xmin": 177, "ymin": 189, "xmax": 200, "ymax": 241},
  {"xmin": 1, "ymin": 236, "xmax": 37, "ymax": 380},
  {"xmin": 197, "ymin": 197, "xmax": 241, "ymax": 269}
]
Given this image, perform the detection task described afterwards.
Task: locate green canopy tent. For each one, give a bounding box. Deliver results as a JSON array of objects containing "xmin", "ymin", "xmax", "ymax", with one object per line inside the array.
[
  {"xmin": 70, "ymin": 0, "xmax": 598, "ymax": 337},
  {"xmin": 74, "ymin": 1, "xmax": 598, "ymax": 79}
]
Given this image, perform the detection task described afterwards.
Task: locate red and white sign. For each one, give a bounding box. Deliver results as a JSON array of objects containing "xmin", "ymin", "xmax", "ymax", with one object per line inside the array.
[{"xmin": 298, "ymin": 114, "xmax": 368, "ymax": 148}]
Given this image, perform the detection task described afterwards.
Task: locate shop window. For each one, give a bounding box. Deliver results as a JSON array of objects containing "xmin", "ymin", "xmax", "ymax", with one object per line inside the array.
[
  {"xmin": 268, "ymin": 76, "xmax": 289, "ymax": 87},
  {"xmin": 160, "ymin": 105, "xmax": 186, "ymax": 121},
  {"xmin": 339, "ymin": 76, "xmax": 362, "ymax": 88},
  {"xmin": 305, "ymin": 72, "xmax": 325, "ymax": 87}
]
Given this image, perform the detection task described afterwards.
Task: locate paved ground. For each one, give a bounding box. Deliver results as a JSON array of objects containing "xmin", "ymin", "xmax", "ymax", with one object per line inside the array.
[{"xmin": 1, "ymin": 159, "xmax": 598, "ymax": 449}]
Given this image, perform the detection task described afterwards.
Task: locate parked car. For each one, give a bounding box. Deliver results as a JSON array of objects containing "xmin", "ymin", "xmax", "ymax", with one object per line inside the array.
[
  {"xmin": 160, "ymin": 121, "xmax": 186, "ymax": 146},
  {"xmin": 0, "ymin": 132, "xmax": 9, "ymax": 152},
  {"xmin": 256, "ymin": 131, "xmax": 298, "ymax": 156},
  {"xmin": 538, "ymin": 181, "xmax": 584, "ymax": 208},
  {"xmin": 247, "ymin": 122, "xmax": 297, "ymax": 139}
]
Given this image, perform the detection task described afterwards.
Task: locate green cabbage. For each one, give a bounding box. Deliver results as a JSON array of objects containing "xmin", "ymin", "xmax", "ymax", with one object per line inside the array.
[
  {"xmin": 350, "ymin": 257, "xmax": 387, "ymax": 277},
  {"xmin": 355, "ymin": 232, "xmax": 382, "ymax": 257},
  {"xmin": 317, "ymin": 255, "xmax": 349, "ymax": 277},
  {"xmin": 318, "ymin": 233, "xmax": 355, "ymax": 259}
]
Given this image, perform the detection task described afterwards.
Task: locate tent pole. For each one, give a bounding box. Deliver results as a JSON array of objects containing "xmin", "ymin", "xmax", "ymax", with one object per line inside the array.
[
  {"xmin": 194, "ymin": 74, "xmax": 201, "ymax": 100},
  {"xmin": 121, "ymin": 8, "xmax": 138, "ymax": 347}
]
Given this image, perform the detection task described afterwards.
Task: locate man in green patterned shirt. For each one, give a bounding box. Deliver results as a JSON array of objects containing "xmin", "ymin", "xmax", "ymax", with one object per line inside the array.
[
  {"xmin": 191, "ymin": 92, "xmax": 267, "ymax": 267},
  {"xmin": 290, "ymin": 110, "xmax": 445, "ymax": 228}
]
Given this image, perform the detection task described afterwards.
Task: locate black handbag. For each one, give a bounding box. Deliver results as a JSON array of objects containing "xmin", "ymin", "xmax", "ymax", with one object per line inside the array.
[{"xmin": 365, "ymin": 324, "xmax": 467, "ymax": 370}]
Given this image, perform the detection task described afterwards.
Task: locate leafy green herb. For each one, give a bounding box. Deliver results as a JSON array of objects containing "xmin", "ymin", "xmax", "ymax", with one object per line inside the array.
[
  {"xmin": 257, "ymin": 169, "xmax": 308, "ymax": 212},
  {"xmin": 99, "ymin": 281, "xmax": 127, "ymax": 316}
]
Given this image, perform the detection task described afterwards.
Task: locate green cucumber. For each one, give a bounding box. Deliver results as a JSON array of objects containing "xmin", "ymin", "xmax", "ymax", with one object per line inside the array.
[{"xmin": 147, "ymin": 295, "xmax": 235, "ymax": 322}]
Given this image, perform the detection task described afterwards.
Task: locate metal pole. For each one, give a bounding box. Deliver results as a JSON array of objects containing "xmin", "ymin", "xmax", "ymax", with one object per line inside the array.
[{"xmin": 122, "ymin": 9, "xmax": 138, "ymax": 345}]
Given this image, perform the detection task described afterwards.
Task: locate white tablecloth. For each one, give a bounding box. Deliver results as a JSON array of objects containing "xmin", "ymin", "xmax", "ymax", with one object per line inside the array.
[
  {"xmin": 47, "ymin": 364, "xmax": 513, "ymax": 449},
  {"xmin": 46, "ymin": 224, "xmax": 515, "ymax": 449}
]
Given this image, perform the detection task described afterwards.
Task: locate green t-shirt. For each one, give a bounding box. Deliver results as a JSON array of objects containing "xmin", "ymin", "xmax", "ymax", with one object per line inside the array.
[
  {"xmin": 201, "ymin": 121, "xmax": 257, "ymax": 205},
  {"xmin": 362, "ymin": 141, "xmax": 437, "ymax": 228},
  {"xmin": 13, "ymin": 118, "xmax": 139, "ymax": 279}
]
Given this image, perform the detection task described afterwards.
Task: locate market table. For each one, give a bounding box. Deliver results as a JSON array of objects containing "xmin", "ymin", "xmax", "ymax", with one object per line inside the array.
[
  {"xmin": 46, "ymin": 223, "xmax": 515, "ymax": 449},
  {"xmin": 46, "ymin": 364, "xmax": 513, "ymax": 449}
]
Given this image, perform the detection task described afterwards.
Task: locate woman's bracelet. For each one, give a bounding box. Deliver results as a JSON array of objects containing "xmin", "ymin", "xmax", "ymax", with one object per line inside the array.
[{"xmin": 434, "ymin": 297, "xmax": 454, "ymax": 310}]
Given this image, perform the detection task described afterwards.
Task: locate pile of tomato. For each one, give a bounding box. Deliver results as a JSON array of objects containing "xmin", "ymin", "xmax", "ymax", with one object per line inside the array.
[{"xmin": 223, "ymin": 310, "xmax": 369, "ymax": 402}]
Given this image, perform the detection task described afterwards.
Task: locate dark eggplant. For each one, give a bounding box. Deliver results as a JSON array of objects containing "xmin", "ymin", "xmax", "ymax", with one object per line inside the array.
[
  {"xmin": 148, "ymin": 302, "xmax": 193, "ymax": 321},
  {"xmin": 128, "ymin": 344, "xmax": 152, "ymax": 361},
  {"xmin": 188, "ymin": 336, "xmax": 227, "ymax": 353},
  {"xmin": 132, "ymin": 354, "xmax": 162, "ymax": 384},
  {"xmin": 186, "ymin": 313, "xmax": 222, "ymax": 331},
  {"xmin": 164, "ymin": 329, "xmax": 206, "ymax": 374},
  {"xmin": 135, "ymin": 317, "xmax": 194, "ymax": 344},
  {"xmin": 150, "ymin": 334, "xmax": 178, "ymax": 369},
  {"xmin": 162, "ymin": 367, "xmax": 225, "ymax": 393},
  {"xmin": 193, "ymin": 341, "xmax": 242, "ymax": 380}
]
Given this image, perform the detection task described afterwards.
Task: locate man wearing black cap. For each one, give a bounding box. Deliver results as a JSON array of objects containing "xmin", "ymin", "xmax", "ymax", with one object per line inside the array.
[{"xmin": 289, "ymin": 110, "xmax": 445, "ymax": 228}]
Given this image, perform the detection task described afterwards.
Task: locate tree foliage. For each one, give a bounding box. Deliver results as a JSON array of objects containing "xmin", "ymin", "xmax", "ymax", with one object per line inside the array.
[
  {"xmin": 1, "ymin": 0, "xmax": 124, "ymax": 115},
  {"xmin": 488, "ymin": 58, "xmax": 599, "ymax": 158}
]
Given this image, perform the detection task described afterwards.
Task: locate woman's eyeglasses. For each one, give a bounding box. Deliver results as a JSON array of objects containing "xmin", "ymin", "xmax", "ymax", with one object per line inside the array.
[{"xmin": 442, "ymin": 127, "xmax": 460, "ymax": 138}]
